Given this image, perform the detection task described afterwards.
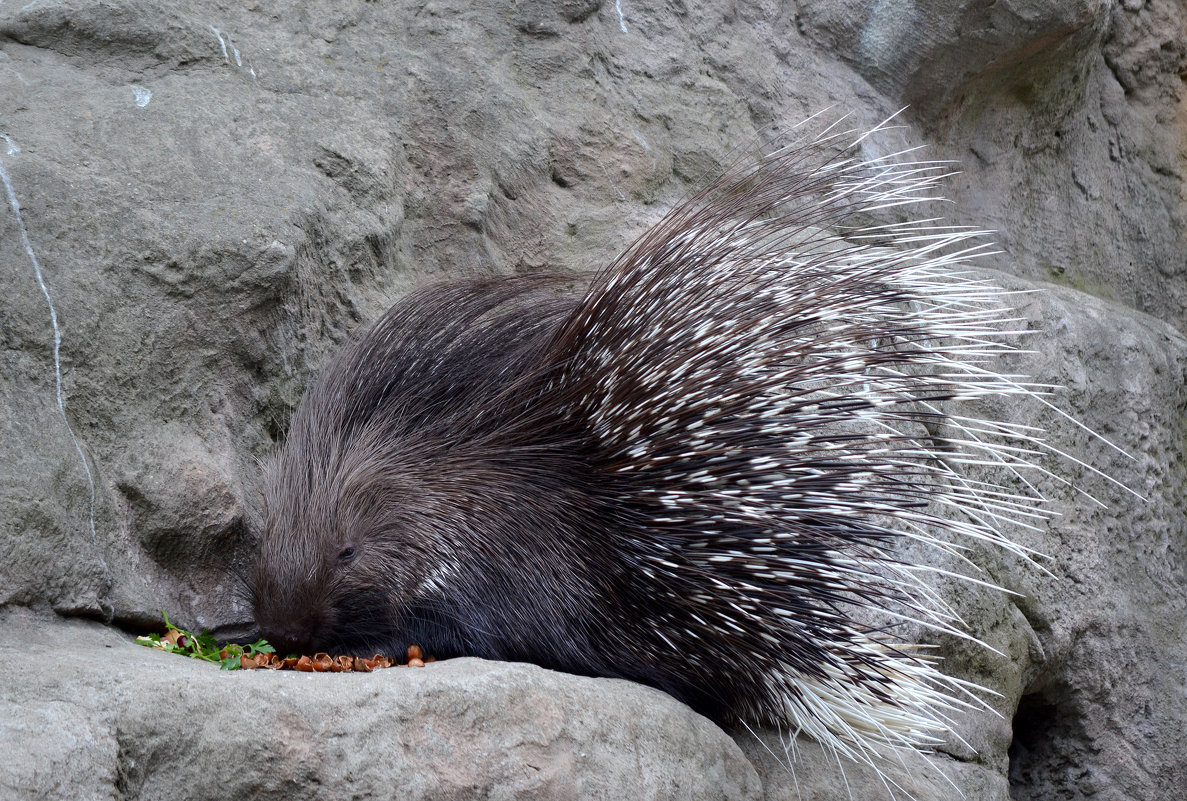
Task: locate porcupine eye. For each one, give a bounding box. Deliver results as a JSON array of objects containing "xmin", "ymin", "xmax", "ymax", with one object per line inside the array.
[{"xmin": 337, "ymin": 546, "xmax": 356, "ymax": 563}]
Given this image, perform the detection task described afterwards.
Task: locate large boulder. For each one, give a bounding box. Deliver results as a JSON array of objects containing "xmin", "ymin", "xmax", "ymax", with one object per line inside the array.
[
  {"xmin": 0, "ymin": 607, "xmax": 761, "ymax": 800},
  {"xmin": 1, "ymin": 1, "xmax": 1183, "ymax": 798}
]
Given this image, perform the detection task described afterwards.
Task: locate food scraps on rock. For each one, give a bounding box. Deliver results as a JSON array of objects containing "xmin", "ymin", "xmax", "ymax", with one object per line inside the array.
[{"xmin": 136, "ymin": 612, "xmax": 432, "ymax": 672}]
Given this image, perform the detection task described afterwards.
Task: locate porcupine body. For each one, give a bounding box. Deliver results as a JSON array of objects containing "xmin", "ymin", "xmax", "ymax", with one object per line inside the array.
[{"xmin": 251, "ymin": 119, "xmax": 1054, "ymax": 763}]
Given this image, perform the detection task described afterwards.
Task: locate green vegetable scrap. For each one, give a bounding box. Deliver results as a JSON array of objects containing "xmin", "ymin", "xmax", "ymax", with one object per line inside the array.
[{"xmin": 136, "ymin": 611, "xmax": 275, "ymax": 670}]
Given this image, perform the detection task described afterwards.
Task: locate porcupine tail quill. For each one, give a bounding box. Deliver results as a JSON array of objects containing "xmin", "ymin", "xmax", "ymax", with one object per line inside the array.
[{"xmin": 540, "ymin": 115, "xmax": 1064, "ymax": 767}]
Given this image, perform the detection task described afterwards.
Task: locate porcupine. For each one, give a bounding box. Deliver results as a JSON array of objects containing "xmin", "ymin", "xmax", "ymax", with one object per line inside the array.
[{"xmin": 251, "ymin": 117, "xmax": 1067, "ymax": 766}]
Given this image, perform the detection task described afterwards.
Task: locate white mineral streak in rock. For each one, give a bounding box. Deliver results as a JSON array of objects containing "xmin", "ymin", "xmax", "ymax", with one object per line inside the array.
[
  {"xmin": 131, "ymin": 85, "xmax": 152, "ymax": 108},
  {"xmin": 0, "ymin": 145, "xmax": 107, "ymax": 582},
  {"xmin": 860, "ymin": 0, "xmax": 919, "ymax": 71},
  {"xmin": 210, "ymin": 25, "xmax": 255, "ymax": 78},
  {"xmin": 210, "ymin": 25, "xmax": 230, "ymax": 62}
]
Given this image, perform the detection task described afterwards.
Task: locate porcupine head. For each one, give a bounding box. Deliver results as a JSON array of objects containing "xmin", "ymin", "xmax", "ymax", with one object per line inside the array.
[{"xmin": 251, "ymin": 116, "xmax": 1087, "ymax": 764}]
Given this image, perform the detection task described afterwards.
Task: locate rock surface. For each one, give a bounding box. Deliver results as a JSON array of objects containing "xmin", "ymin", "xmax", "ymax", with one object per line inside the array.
[
  {"xmin": 1, "ymin": 1, "xmax": 1184, "ymax": 799},
  {"xmin": 0, "ymin": 607, "xmax": 760, "ymax": 801}
]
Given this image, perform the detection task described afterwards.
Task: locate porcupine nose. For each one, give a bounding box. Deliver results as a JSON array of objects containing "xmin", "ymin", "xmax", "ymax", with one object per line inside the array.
[
  {"xmin": 257, "ymin": 617, "xmax": 317, "ymax": 657},
  {"xmin": 268, "ymin": 630, "xmax": 312, "ymax": 657}
]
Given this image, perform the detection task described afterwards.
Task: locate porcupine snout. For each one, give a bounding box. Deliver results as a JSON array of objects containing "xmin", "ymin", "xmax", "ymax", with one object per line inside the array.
[
  {"xmin": 255, "ymin": 613, "xmax": 319, "ymax": 657},
  {"xmin": 249, "ymin": 544, "xmax": 337, "ymax": 657},
  {"xmin": 252, "ymin": 593, "xmax": 323, "ymax": 656}
]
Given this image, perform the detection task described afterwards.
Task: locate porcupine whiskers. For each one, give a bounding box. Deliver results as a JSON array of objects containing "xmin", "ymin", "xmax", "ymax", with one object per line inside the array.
[{"xmin": 252, "ymin": 114, "xmax": 1117, "ymax": 788}]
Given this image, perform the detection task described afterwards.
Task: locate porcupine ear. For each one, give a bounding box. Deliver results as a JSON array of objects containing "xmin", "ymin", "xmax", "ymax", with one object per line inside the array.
[{"xmin": 543, "ymin": 117, "xmax": 1074, "ymax": 766}]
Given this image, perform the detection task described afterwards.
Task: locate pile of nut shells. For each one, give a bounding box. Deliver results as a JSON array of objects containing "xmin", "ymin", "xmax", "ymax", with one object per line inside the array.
[{"xmin": 239, "ymin": 644, "xmax": 433, "ymax": 672}]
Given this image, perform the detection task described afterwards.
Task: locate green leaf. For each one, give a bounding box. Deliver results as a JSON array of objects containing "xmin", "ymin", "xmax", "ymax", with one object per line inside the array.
[{"xmin": 137, "ymin": 611, "xmax": 277, "ymax": 671}]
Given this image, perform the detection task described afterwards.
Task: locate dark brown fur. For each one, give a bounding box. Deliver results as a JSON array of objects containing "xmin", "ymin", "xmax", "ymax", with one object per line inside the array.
[{"xmin": 250, "ymin": 276, "xmax": 743, "ymax": 718}]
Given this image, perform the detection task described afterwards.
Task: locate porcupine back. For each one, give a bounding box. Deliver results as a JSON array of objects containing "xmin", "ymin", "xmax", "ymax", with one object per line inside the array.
[{"xmin": 254, "ymin": 118, "xmax": 1061, "ymax": 768}]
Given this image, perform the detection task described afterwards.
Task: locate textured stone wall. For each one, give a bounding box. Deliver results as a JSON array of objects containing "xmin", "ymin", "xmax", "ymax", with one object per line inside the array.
[{"xmin": 1, "ymin": 1, "xmax": 1183, "ymax": 799}]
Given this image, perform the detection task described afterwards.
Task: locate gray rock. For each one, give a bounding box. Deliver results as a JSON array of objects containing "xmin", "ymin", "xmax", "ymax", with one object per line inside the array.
[
  {"xmin": 799, "ymin": 0, "xmax": 1187, "ymax": 331},
  {"xmin": 995, "ymin": 279, "xmax": 1187, "ymax": 801},
  {"xmin": 0, "ymin": 607, "xmax": 761, "ymax": 801},
  {"xmin": 1, "ymin": 0, "xmax": 1184, "ymax": 799}
]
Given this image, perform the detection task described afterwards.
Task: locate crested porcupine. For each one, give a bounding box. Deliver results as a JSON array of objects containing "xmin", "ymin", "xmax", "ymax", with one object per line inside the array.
[{"xmin": 250, "ymin": 118, "xmax": 1086, "ymax": 766}]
